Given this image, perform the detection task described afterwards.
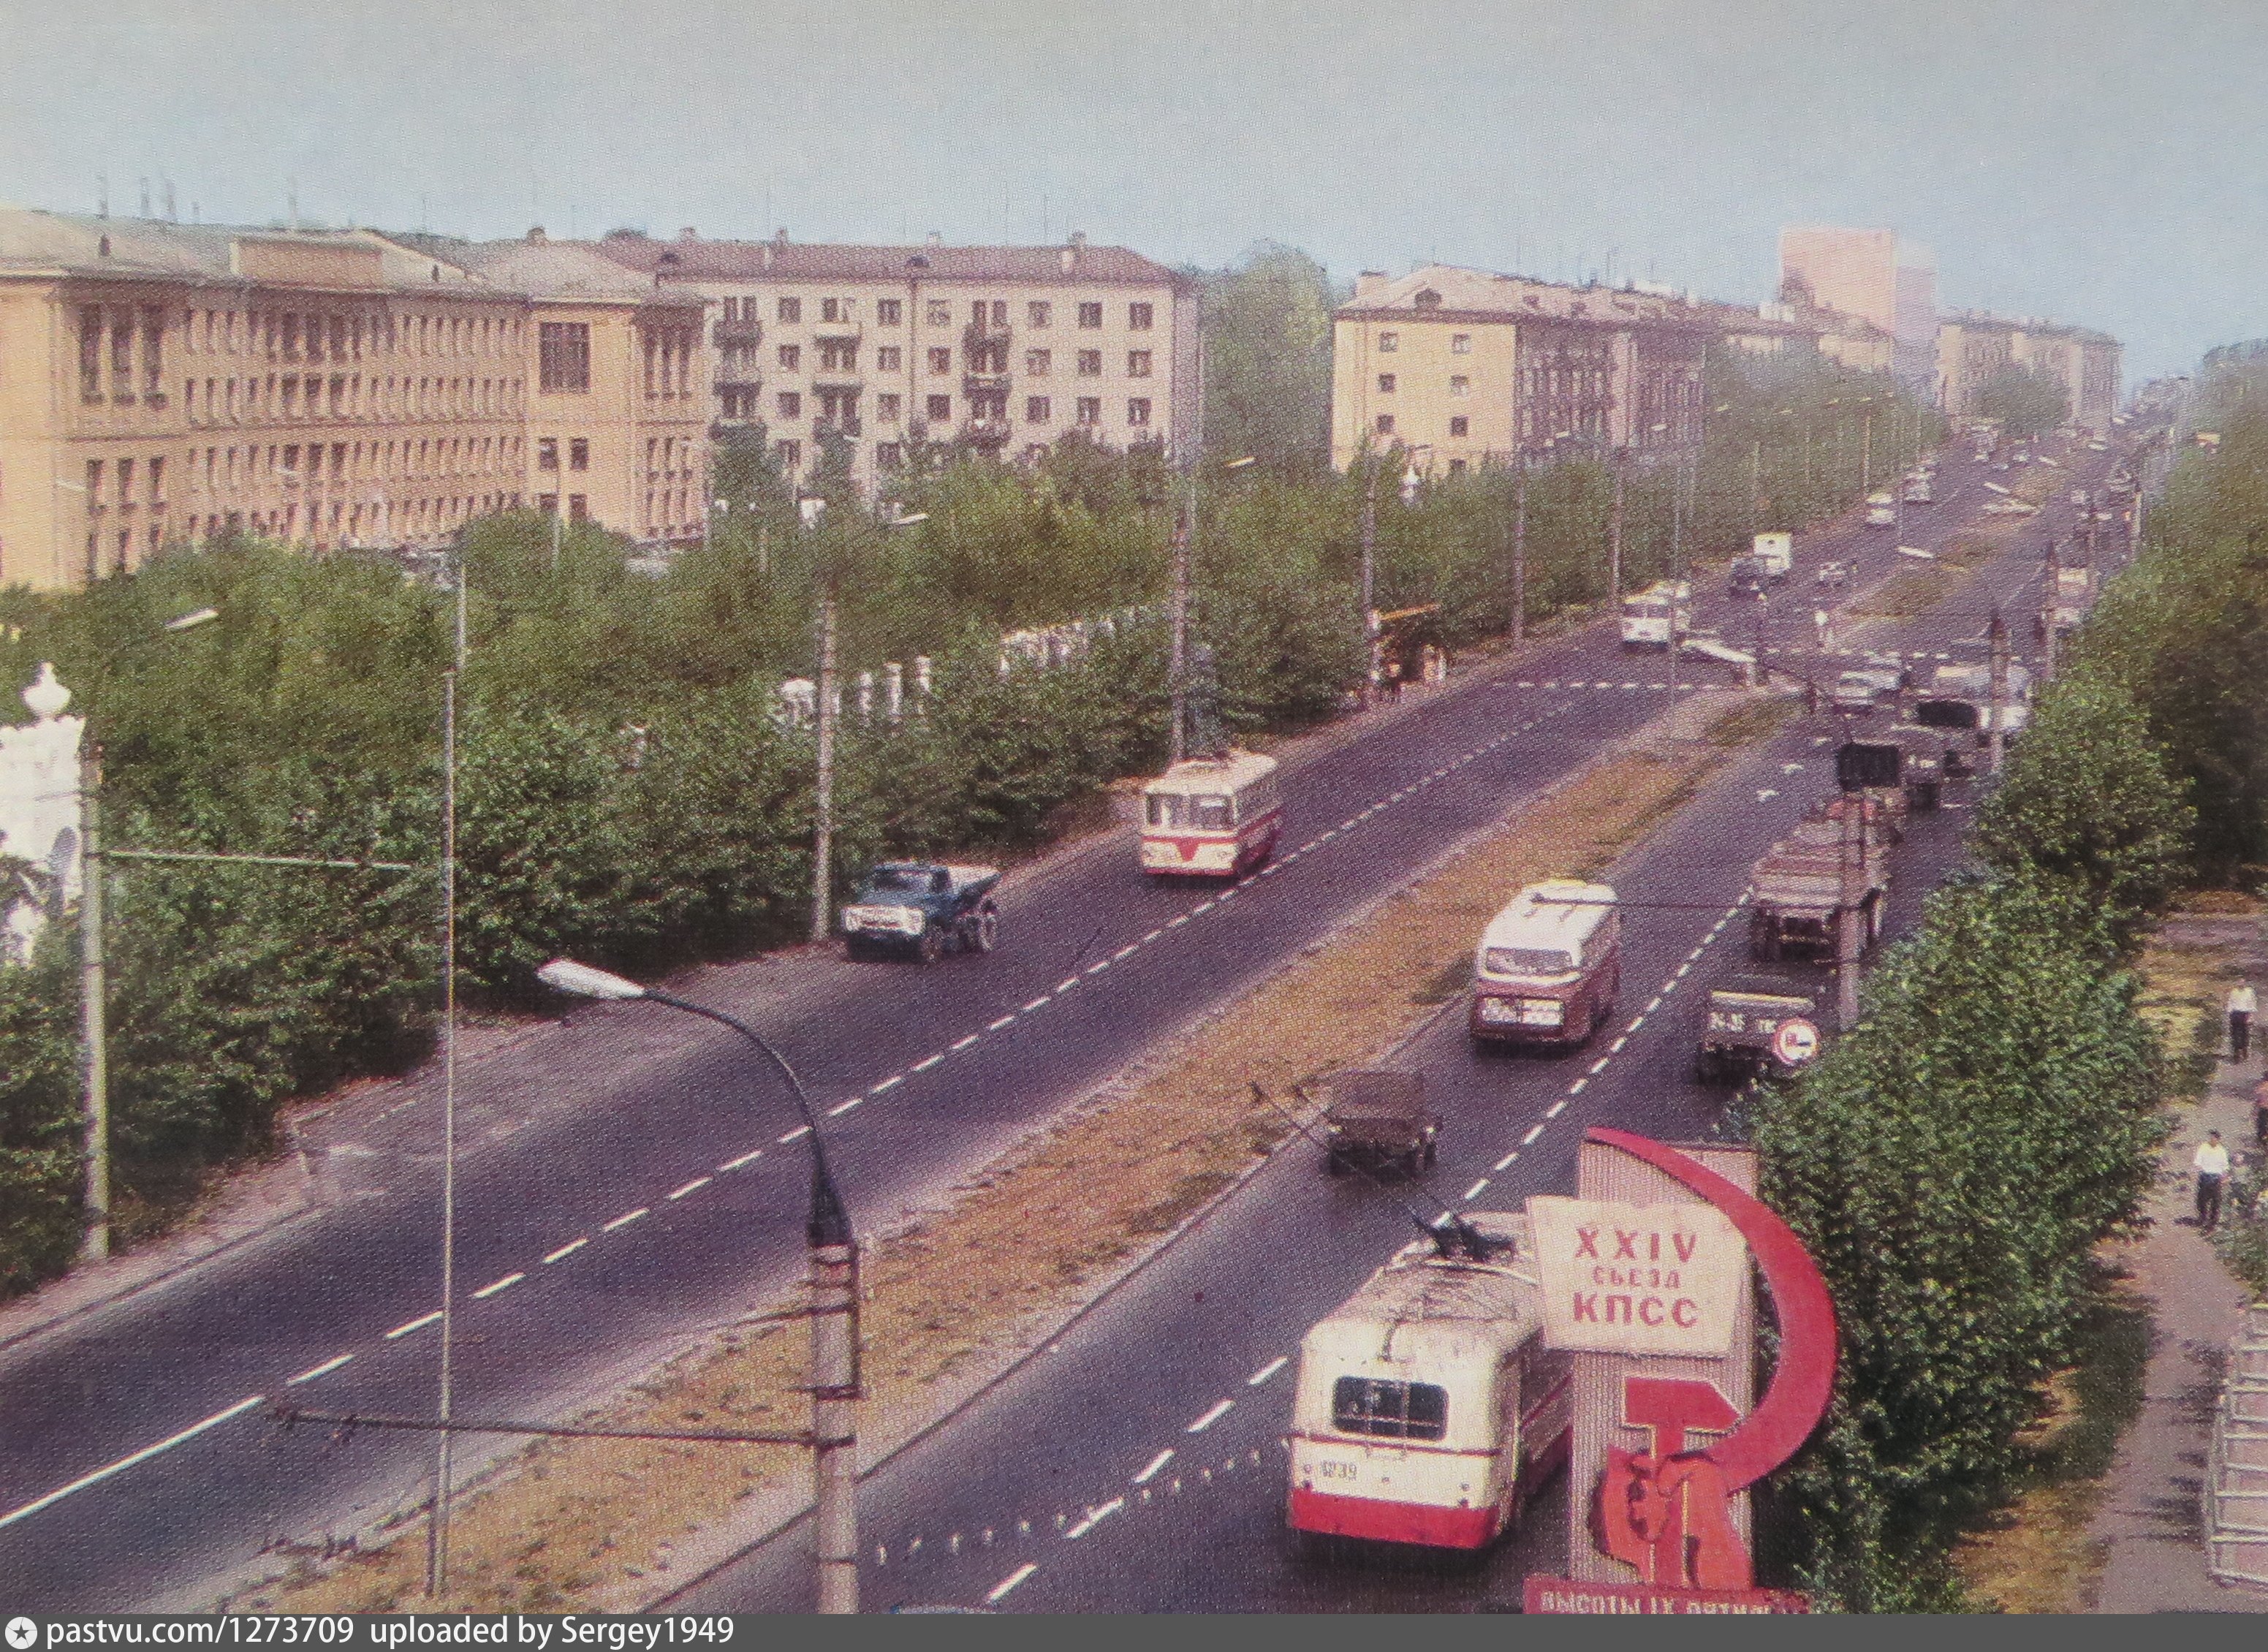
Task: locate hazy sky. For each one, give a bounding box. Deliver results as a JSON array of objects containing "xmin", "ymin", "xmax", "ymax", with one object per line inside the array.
[{"xmin": 2, "ymin": 0, "xmax": 2260, "ymax": 376}]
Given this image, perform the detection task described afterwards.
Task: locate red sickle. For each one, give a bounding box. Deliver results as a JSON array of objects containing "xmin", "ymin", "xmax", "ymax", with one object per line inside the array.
[{"xmin": 1585, "ymin": 1127, "xmax": 1839, "ymax": 1490}]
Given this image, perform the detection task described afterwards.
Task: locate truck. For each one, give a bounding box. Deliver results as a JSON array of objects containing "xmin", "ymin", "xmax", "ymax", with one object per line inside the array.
[
  {"xmin": 1748, "ymin": 824, "xmax": 1886, "ymax": 962},
  {"xmin": 1695, "ymin": 973, "xmax": 1822, "ymax": 1085},
  {"xmin": 1751, "ymin": 531, "xmax": 1794, "ymax": 581},
  {"xmin": 839, "ymin": 862, "xmax": 1004, "ymax": 962},
  {"xmin": 1286, "ymin": 1213, "xmax": 1572, "ymax": 1551},
  {"xmin": 1914, "ymin": 662, "xmax": 2033, "ymax": 746},
  {"xmin": 1726, "ymin": 556, "xmax": 1769, "ymax": 599},
  {"xmin": 2038, "ymin": 564, "xmax": 2097, "ymax": 640},
  {"xmin": 1618, "ymin": 580, "xmax": 1692, "ymax": 651},
  {"xmin": 1313, "ymin": 1070, "xmax": 1439, "ymax": 1179}
]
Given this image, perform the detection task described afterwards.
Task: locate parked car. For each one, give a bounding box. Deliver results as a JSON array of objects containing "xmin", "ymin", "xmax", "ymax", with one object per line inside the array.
[
  {"xmin": 1313, "ymin": 1070, "xmax": 1439, "ymax": 1178},
  {"xmin": 1695, "ymin": 974, "xmax": 1821, "ymax": 1085},
  {"xmin": 841, "ymin": 862, "xmax": 1003, "ymax": 961}
]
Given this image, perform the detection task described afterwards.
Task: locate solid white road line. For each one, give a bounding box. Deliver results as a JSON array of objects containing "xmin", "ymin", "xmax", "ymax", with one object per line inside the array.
[
  {"xmin": 1186, "ymin": 1399, "xmax": 1235, "ymax": 1433},
  {"xmin": 0, "ymin": 1395, "xmax": 266, "ymax": 1531},
  {"xmin": 542, "ymin": 1238, "xmax": 588, "ymax": 1264},
  {"xmin": 667, "ymin": 1176, "xmax": 713, "ymax": 1200},
  {"xmin": 1133, "ymin": 1448, "xmax": 1176, "ymax": 1485},
  {"xmin": 473, "ymin": 1271, "xmax": 524, "ymax": 1299},
  {"xmin": 602, "ymin": 1207, "xmax": 649, "ymax": 1232},
  {"xmin": 287, "ymin": 1354, "xmax": 354, "ymax": 1386},
  {"xmin": 1248, "ymin": 1356, "xmax": 1289, "ymax": 1387},
  {"xmin": 718, "ymin": 1148, "xmax": 765, "ymax": 1172},
  {"xmin": 987, "ymin": 1563, "xmax": 1038, "ymax": 1603},
  {"xmin": 386, "ymin": 1310, "xmax": 443, "ymax": 1339}
]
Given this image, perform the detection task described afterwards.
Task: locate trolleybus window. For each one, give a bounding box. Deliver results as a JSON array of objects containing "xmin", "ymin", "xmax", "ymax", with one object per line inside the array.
[
  {"xmin": 1331, "ymin": 1376, "xmax": 1449, "ymax": 1441},
  {"xmin": 1146, "ymin": 793, "xmax": 1234, "ymax": 830},
  {"xmin": 1484, "ymin": 946, "xmax": 1577, "ymax": 977}
]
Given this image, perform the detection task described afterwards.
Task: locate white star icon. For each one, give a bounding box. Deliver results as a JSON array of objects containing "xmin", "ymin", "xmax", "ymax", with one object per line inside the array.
[{"xmin": 7, "ymin": 1618, "xmax": 39, "ymax": 1651}]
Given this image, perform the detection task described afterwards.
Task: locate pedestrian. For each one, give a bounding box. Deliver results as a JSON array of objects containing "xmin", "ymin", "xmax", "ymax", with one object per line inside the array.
[
  {"xmin": 2196, "ymin": 1130, "xmax": 2231, "ymax": 1232},
  {"xmin": 1813, "ymin": 607, "xmax": 1832, "ymax": 652},
  {"xmin": 2229, "ymin": 980, "xmax": 2258, "ymax": 1062},
  {"xmin": 2255, "ymin": 1073, "xmax": 2268, "ymax": 1149}
]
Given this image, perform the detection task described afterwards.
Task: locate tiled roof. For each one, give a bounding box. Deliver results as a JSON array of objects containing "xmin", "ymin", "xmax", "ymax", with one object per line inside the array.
[{"xmin": 588, "ymin": 232, "xmax": 1188, "ymax": 287}]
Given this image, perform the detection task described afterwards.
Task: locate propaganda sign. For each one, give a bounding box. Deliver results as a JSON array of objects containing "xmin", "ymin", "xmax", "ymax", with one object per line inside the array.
[{"xmin": 1525, "ymin": 1194, "xmax": 1748, "ymax": 1356}]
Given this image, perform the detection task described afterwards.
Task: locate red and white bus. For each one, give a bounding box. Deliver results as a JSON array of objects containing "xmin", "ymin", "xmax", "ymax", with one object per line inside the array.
[
  {"xmin": 1286, "ymin": 1213, "xmax": 1572, "ymax": 1550},
  {"xmin": 1139, "ymin": 750, "xmax": 1282, "ymax": 878}
]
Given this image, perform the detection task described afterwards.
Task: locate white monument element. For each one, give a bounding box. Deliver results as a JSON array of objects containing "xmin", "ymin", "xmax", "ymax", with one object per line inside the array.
[{"xmin": 0, "ymin": 664, "xmax": 88, "ymax": 964}]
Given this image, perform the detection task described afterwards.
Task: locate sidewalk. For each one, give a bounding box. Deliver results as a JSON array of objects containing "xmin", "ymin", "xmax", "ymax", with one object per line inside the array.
[{"xmin": 2090, "ymin": 909, "xmax": 2268, "ymax": 1613}]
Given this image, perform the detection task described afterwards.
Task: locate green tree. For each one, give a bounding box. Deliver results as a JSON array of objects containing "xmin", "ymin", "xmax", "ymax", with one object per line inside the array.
[
  {"xmin": 1199, "ymin": 243, "xmax": 1340, "ymax": 472},
  {"xmin": 1973, "ymin": 363, "xmax": 2072, "ymax": 442}
]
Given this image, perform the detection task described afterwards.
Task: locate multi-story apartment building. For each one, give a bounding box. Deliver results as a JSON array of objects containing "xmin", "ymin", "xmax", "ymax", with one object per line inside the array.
[
  {"xmin": 1938, "ymin": 310, "xmax": 2123, "ymax": 433},
  {"xmin": 1328, "ymin": 265, "xmax": 1712, "ymax": 474},
  {"xmin": 589, "ymin": 230, "xmax": 1199, "ymax": 494},
  {"xmin": 1778, "ymin": 227, "xmax": 1938, "ymax": 395},
  {"xmin": 0, "ymin": 209, "xmax": 707, "ymax": 590}
]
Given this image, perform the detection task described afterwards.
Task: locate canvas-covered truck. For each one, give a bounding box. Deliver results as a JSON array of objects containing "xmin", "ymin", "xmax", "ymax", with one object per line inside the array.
[
  {"xmin": 1314, "ymin": 1070, "xmax": 1440, "ymax": 1179},
  {"xmin": 1695, "ymin": 973, "xmax": 1822, "ymax": 1085},
  {"xmin": 1748, "ymin": 828, "xmax": 1886, "ymax": 962},
  {"xmin": 1286, "ymin": 1213, "xmax": 1572, "ymax": 1552},
  {"xmin": 841, "ymin": 863, "xmax": 1003, "ymax": 962},
  {"xmin": 1751, "ymin": 531, "xmax": 1794, "ymax": 580}
]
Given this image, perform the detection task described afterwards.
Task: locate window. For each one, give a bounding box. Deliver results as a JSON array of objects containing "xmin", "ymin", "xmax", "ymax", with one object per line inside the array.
[
  {"xmin": 1077, "ymin": 349, "xmax": 1101, "ymax": 377},
  {"xmin": 1331, "ymin": 1376, "xmax": 1447, "ymax": 1441},
  {"xmin": 568, "ymin": 494, "xmax": 588, "ymax": 523},
  {"xmin": 80, "ymin": 308, "xmax": 103, "ymax": 401},
  {"xmin": 1451, "ymin": 333, "xmax": 1472, "ymax": 355},
  {"xmin": 1028, "ymin": 300, "xmax": 1051, "ymax": 328},
  {"xmin": 1025, "ymin": 349, "xmax": 1051, "ymax": 376},
  {"xmin": 776, "ymin": 439, "xmax": 800, "ymax": 471},
  {"xmin": 117, "ymin": 458, "xmax": 135, "ymax": 507},
  {"xmin": 776, "ymin": 297, "xmax": 802, "ymax": 323},
  {"xmin": 1377, "ymin": 331, "xmax": 1398, "ymax": 353},
  {"xmin": 974, "ymin": 300, "xmax": 1006, "ymax": 327},
  {"xmin": 1077, "ymin": 396, "xmax": 1101, "ymax": 425},
  {"xmin": 926, "ymin": 394, "xmax": 952, "ymax": 423},
  {"xmin": 778, "ymin": 391, "xmax": 802, "ymax": 419},
  {"xmin": 819, "ymin": 340, "xmax": 857, "ymax": 371},
  {"xmin": 1128, "ymin": 350, "xmax": 1153, "ymax": 378},
  {"xmin": 539, "ymin": 322, "xmax": 591, "ymax": 392},
  {"xmin": 926, "ymin": 300, "xmax": 951, "ymax": 327},
  {"xmin": 1127, "ymin": 398, "xmax": 1151, "ymax": 426},
  {"xmin": 1026, "ymin": 395, "xmax": 1051, "ymax": 423},
  {"xmin": 538, "ymin": 437, "xmax": 559, "ymax": 471},
  {"xmin": 876, "ymin": 346, "xmax": 902, "ymax": 372},
  {"xmin": 1449, "ymin": 458, "xmax": 1468, "ymax": 476},
  {"xmin": 1375, "ymin": 413, "xmax": 1395, "ymax": 435},
  {"xmin": 1450, "ymin": 376, "xmax": 1470, "ymax": 398},
  {"xmin": 569, "ymin": 438, "xmax": 589, "ymax": 471},
  {"xmin": 1078, "ymin": 302, "xmax": 1103, "ymax": 329},
  {"xmin": 1449, "ymin": 415, "xmax": 1470, "ymax": 437},
  {"xmin": 1129, "ymin": 302, "xmax": 1154, "ymax": 330},
  {"xmin": 877, "ymin": 299, "xmax": 903, "ymax": 326},
  {"xmin": 1377, "ymin": 374, "xmax": 1396, "ymax": 393},
  {"xmin": 876, "ymin": 442, "xmax": 903, "ymax": 470},
  {"xmin": 928, "ymin": 347, "xmax": 952, "ymax": 375},
  {"xmin": 820, "ymin": 298, "xmax": 844, "ymax": 322},
  {"xmin": 877, "ymin": 393, "xmax": 901, "ymax": 422},
  {"xmin": 778, "ymin": 344, "xmax": 801, "ymax": 370}
]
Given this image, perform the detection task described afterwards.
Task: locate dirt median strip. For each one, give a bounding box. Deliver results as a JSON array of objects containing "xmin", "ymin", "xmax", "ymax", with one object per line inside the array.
[{"xmin": 239, "ymin": 689, "xmax": 1791, "ymax": 1613}]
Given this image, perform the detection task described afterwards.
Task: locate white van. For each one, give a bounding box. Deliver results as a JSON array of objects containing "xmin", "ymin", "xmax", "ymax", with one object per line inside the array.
[
  {"xmin": 1286, "ymin": 1213, "xmax": 1572, "ymax": 1551},
  {"xmin": 1617, "ymin": 580, "xmax": 1692, "ymax": 651},
  {"xmin": 1751, "ymin": 532, "xmax": 1793, "ymax": 580}
]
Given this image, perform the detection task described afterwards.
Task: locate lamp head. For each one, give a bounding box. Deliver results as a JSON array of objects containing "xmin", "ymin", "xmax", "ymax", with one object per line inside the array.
[
  {"xmin": 164, "ymin": 607, "xmax": 219, "ymax": 633},
  {"xmin": 537, "ymin": 958, "xmax": 648, "ymax": 1001}
]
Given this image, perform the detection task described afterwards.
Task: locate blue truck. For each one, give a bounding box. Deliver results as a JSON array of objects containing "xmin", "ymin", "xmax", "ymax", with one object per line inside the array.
[{"xmin": 840, "ymin": 862, "xmax": 1004, "ymax": 962}]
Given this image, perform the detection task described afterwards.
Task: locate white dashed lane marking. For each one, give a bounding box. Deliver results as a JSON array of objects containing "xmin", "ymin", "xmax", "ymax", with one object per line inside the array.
[
  {"xmin": 473, "ymin": 1271, "xmax": 523, "ymax": 1299},
  {"xmin": 987, "ymin": 1563, "xmax": 1038, "ymax": 1603},
  {"xmin": 1494, "ymin": 1149, "xmax": 1521, "ymax": 1172},
  {"xmin": 1248, "ymin": 1356, "xmax": 1288, "ymax": 1386},
  {"xmin": 602, "ymin": 1207, "xmax": 648, "ymax": 1232},
  {"xmin": 385, "ymin": 1311, "xmax": 441, "ymax": 1340},
  {"xmin": 287, "ymin": 1354, "xmax": 354, "ymax": 1386},
  {"xmin": 542, "ymin": 1238, "xmax": 588, "ymax": 1264},
  {"xmin": 988, "ymin": 1014, "xmax": 1017, "ymax": 1031},
  {"xmin": 667, "ymin": 1176, "xmax": 712, "ymax": 1200},
  {"xmin": 951, "ymin": 1034, "xmax": 981, "ymax": 1053},
  {"xmin": 718, "ymin": 1148, "xmax": 764, "ymax": 1172},
  {"xmin": 911, "ymin": 1053, "xmax": 944, "ymax": 1072},
  {"xmin": 778, "ymin": 1125, "xmax": 811, "ymax": 1144},
  {"xmin": 1186, "ymin": 1399, "xmax": 1235, "ymax": 1433},
  {"xmin": 1463, "ymin": 1178, "xmax": 1490, "ymax": 1201},
  {"xmin": 1133, "ymin": 1449, "xmax": 1176, "ymax": 1485}
]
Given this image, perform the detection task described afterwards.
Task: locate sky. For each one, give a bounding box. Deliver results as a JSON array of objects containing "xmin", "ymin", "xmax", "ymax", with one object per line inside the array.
[{"xmin": 1, "ymin": 0, "xmax": 2261, "ymax": 377}]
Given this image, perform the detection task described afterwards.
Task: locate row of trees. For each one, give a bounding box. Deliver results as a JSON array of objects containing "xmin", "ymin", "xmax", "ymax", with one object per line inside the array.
[{"xmin": 1755, "ymin": 417, "xmax": 2243, "ymax": 1610}]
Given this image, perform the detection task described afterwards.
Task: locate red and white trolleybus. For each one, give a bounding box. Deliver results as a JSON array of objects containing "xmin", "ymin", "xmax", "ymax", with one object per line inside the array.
[{"xmin": 1138, "ymin": 749, "xmax": 1282, "ymax": 878}]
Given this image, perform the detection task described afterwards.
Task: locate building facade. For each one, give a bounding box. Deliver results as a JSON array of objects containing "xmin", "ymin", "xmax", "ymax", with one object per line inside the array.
[
  {"xmin": 0, "ymin": 209, "xmax": 708, "ymax": 591},
  {"xmin": 590, "ymin": 230, "xmax": 1199, "ymax": 496},
  {"xmin": 1778, "ymin": 227, "xmax": 1938, "ymax": 396},
  {"xmin": 1328, "ymin": 265, "xmax": 1711, "ymax": 474},
  {"xmin": 1938, "ymin": 310, "xmax": 2123, "ymax": 433}
]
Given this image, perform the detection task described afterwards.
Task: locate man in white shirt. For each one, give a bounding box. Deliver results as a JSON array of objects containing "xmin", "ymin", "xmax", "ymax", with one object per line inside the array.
[
  {"xmin": 2195, "ymin": 1131, "xmax": 2231, "ymax": 1232},
  {"xmin": 2229, "ymin": 981, "xmax": 2258, "ymax": 1062}
]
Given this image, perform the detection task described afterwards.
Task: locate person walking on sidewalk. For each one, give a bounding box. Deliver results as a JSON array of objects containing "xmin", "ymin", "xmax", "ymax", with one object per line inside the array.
[
  {"xmin": 2229, "ymin": 980, "xmax": 2257, "ymax": 1062},
  {"xmin": 2195, "ymin": 1130, "xmax": 2231, "ymax": 1232}
]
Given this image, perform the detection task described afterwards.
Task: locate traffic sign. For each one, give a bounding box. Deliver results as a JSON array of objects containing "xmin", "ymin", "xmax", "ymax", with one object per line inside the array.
[{"xmin": 1770, "ymin": 1018, "xmax": 1821, "ymax": 1068}]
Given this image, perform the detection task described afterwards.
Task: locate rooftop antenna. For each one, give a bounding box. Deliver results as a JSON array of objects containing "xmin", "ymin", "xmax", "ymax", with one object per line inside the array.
[
  {"xmin": 1042, "ymin": 192, "xmax": 1049, "ymax": 242},
  {"xmin": 419, "ymin": 193, "xmax": 430, "ymax": 233},
  {"xmin": 163, "ymin": 178, "xmax": 176, "ymax": 222},
  {"xmin": 96, "ymin": 175, "xmax": 108, "ymax": 218}
]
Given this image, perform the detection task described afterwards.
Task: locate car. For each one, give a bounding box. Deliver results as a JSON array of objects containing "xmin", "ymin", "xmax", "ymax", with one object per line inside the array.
[
  {"xmin": 1726, "ymin": 556, "xmax": 1769, "ymax": 597},
  {"xmin": 1981, "ymin": 498, "xmax": 2040, "ymax": 516},
  {"xmin": 841, "ymin": 862, "xmax": 1003, "ymax": 962},
  {"xmin": 1815, "ymin": 558, "xmax": 1853, "ymax": 589},
  {"xmin": 1831, "ymin": 667, "xmax": 1903, "ymax": 715}
]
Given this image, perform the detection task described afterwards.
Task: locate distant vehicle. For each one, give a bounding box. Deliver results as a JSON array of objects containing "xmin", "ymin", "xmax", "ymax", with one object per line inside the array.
[
  {"xmin": 1992, "ymin": 460, "xmax": 2011, "ymax": 471},
  {"xmin": 1696, "ymin": 973, "xmax": 1822, "ymax": 1085},
  {"xmin": 1751, "ymin": 531, "xmax": 1794, "ymax": 580},
  {"xmin": 1814, "ymin": 558, "xmax": 1853, "ymax": 590},
  {"xmin": 1726, "ymin": 556, "xmax": 1770, "ymax": 597},
  {"xmin": 1469, "ymin": 879, "xmax": 1620, "ymax": 1049},
  {"xmin": 1618, "ymin": 580, "xmax": 1693, "ymax": 651},
  {"xmin": 2038, "ymin": 564, "xmax": 2098, "ymax": 640},
  {"xmin": 1749, "ymin": 824, "xmax": 1887, "ymax": 962},
  {"xmin": 841, "ymin": 862, "xmax": 1003, "ymax": 962},
  {"xmin": 1286, "ymin": 1213, "xmax": 1572, "ymax": 1551},
  {"xmin": 1902, "ymin": 473, "xmax": 1934, "ymax": 505},
  {"xmin": 1865, "ymin": 491, "xmax": 1897, "ymax": 527},
  {"xmin": 1832, "ymin": 667, "xmax": 1903, "ymax": 715},
  {"xmin": 2070, "ymin": 488, "xmax": 2091, "ymax": 507},
  {"xmin": 1916, "ymin": 662, "xmax": 2033, "ymax": 745},
  {"xmin": 1981, "ymin": 498, "xmax": 2039, "ymax": 516},
  {"xmin": 1316, "ymin": 1070, "xmax": 1438, "ymax": 1179},
  {"xmin": 2088, "ymin": 439, "xmax": 2110, "ymax": 452},
  {"xmin": 1139, "ymin": 749, "xmax": 1282, "ymax": 877},
  {"xmin": 2106, "ymin": 470, "xmax": 2136, "ymax": 496},
  {"xmin": 2011, "ymin": 447, "xmax": 2031, "ymax": 465}
]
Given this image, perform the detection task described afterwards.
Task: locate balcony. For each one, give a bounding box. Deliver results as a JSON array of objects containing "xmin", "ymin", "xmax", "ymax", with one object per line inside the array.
[
  {"xmin": 962, "ymin": 417, "xmax": 1012, "ymax": 447},
  {"xmin": 813, "ymin": 367, "xmax": 865, "ymax": 389},
  {"xmin": 813, "ymin": 318, "xmax": 863, "ymax": 341},
  {"xmin": 716, "ymin": 371, "xmax": 764, "ymax": 393},
  {"xmin": 814, "ymin": 417, "xmax": 863, "ymax": 440},
  {"xmin": 713, "ymin": 317, "xmax": 763, "ymax": 346},
  {"xmin": 963, "ymin": 322, "xmax": 1012, "ymax": 352},
  {"xmin": 963, "ymin": 372, "xmax": 1012, "ymax": 394}
]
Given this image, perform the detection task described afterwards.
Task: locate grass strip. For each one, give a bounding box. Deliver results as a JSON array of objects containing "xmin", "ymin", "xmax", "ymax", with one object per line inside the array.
[{"xmin": 243, "ymin": 691, "xmax": 1789, "ymax": 1613}]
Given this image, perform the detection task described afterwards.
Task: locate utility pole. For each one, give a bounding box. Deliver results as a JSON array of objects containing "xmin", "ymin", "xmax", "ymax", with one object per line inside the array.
[
  {"xmin": 810, "ymin": 592, "xmax": 838, "ymax": 943},
  {"xmin": 1509, "ymin": 453, "xmax": 1528, "ymax": 650},
  {"xmin": 77, "ymin": 741, "xmax": 109, "ymax": 1262},
  {"xmin": 1169, "ymin": 504, "xmax": 1192, "ymax": 756},
  {"xmin": 1358, "ymin": 453, "xmax": 1379, "ymax": 707},
  {"xmin": 2040, "ymin": 537, "xmax": 2060, "ymax": 682},
  {"xmin": 1750, "ymin": 439, "xmax": 1762, "ymax": 534},
  {"xmin": 1987, "ymin": 606, "xmax": 2009, "ymax": 776},
  {"xmin": 1861, "ymin": 411, "xmax": 1873, "ymax": 496},
  {"xmin": 810, "ymin": 1215, "xmax": 860, "ymax": 1613},
  {"xmin": 1607, "ymin": 450, "xmax": 1624, "ymax": 605},
  {"xmin": 1666, "ymin": 453, "xmax": 1685, "ymax": 709},
  {"xmin": 1835, "ymin": 778, "xmax": 1864, "ymax": 1031}
]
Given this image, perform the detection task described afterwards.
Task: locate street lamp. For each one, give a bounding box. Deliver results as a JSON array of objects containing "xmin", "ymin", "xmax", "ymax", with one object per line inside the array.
[{"xmin": 535, "ymin": 959, "xmax": 860, "ymax": 1614}]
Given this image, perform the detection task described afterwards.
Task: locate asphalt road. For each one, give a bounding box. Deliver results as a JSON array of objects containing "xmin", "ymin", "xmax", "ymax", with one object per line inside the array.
[
  {"xmin": 0, "ymin": 433, "xmax": 2109, "ymax": 1610},
  {"xmin": 663, "ymin": 436, "xmax": 2127, "ymax": 1613}
]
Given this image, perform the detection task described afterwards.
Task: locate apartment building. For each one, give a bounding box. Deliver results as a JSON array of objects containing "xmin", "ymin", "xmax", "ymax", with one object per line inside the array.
[
  {"xmin": 0, "ymin": 209, "xmax": 708, "ymax": 591},
  {"xmin": 1327, "ymin": 265, "xmax": 1712, "ymax": 475},
  {"xmin": 591, "ymin": 230, "xmax": 1199, "ymax": 494},
  {"xmin": 1778, "ymin": 227, "xmax": 1938, "ymax": 394},
  {"xmin": 1938, "ymin": 311, "xmax": 2123, "ymax": 433}
]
